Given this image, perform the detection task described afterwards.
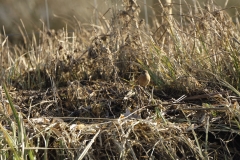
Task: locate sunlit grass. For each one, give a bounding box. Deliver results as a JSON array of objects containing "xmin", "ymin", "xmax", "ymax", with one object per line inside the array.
[{"xmin": 1, "ymin": 0, "xmax": 240, "ymax": 159}]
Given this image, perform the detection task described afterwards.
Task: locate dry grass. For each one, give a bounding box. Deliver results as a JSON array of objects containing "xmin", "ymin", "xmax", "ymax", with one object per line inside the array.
[{"xmin": 1, "ymin": 0, "xmax": 240, "ymax": 159}]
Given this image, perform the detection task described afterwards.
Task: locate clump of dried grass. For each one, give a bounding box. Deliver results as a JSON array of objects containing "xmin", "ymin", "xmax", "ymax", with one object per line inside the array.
[{"xmin": 1, "ymin": 0, "xmax": 240, "ymax": 159}]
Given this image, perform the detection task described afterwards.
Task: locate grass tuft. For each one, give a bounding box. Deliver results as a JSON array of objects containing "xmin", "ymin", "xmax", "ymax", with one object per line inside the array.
[{"xmin": 1, "ymin": 0, "xmax": 240, "ymax": 159}]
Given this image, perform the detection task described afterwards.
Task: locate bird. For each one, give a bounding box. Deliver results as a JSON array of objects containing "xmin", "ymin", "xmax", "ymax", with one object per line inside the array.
[{"xmin": 137, "ymin": 70, "xmax": 150, "ymax": 87}]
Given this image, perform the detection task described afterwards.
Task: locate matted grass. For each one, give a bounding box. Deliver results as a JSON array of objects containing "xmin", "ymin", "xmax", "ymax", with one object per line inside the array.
[{"xmin": 1, "ymin": 0, "xmax": 240, "ymax": 159}]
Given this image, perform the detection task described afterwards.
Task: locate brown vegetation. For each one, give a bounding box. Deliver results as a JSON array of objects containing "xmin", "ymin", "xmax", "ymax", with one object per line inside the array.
[{"xmin": 1, "ymin": 0, "xmax": 240, "ymax": 159}]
